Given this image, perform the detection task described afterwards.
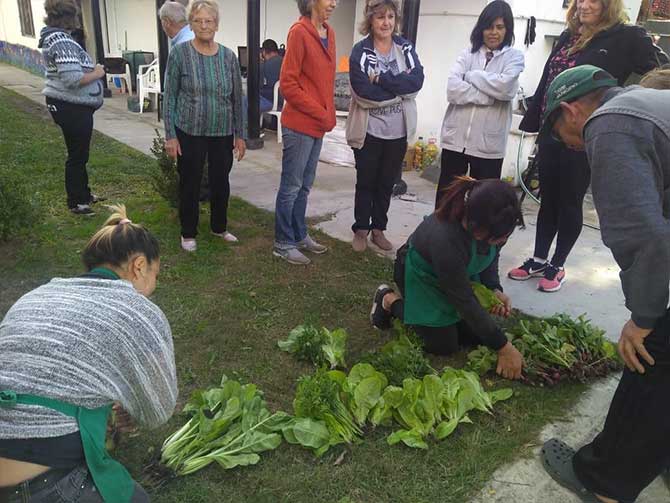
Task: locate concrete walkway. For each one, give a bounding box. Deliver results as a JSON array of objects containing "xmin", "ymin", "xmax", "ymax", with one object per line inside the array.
[{"xmin": 1, "ymin": 63, "xmax": 666, "ymax": 502}]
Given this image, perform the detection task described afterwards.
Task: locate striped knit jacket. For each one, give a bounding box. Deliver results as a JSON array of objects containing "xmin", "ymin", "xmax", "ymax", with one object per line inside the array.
[
  {"xmin": 164, "ymin": 42, "xmax": 247, "ymax": 140},
  {"xmin": 38, "ymin": 27, "xmax": 103, "ymax": 109},
  {"xmin": 0, "ymin": 277, "xmax": 177, "ymax": 439}
]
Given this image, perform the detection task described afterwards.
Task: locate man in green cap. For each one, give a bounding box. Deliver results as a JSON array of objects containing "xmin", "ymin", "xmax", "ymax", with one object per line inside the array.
[{"xmin": 539, "ymin": 64, "xmax": 670, "ymax": 503}]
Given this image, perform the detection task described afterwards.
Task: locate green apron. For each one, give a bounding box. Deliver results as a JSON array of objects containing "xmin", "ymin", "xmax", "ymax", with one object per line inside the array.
[
  {"xmin": 0, "ymin": 392, "xmax": 134, "ymax": 503},
  {"xmin": 0, "ymin": 267, "xmax": 134, "ymax": 503},
  {"xmin": 403, "ymin": 239, "xmax": 496, "ymax": 327}
]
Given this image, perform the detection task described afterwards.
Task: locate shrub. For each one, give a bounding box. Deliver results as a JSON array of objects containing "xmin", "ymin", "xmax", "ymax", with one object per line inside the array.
[
  {"xmin": 150, "ymin": 129, "xmax": 179, "ymax": 208},
  {"xmin": 0, "ymin": 169, "xmax": 39, "ymax": 241},
  {"xmin": 150, "ymin": 130, "xmax": 209, "ymax": 208}
]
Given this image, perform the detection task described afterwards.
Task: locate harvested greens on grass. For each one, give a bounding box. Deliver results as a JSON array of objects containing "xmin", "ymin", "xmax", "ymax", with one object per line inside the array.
[
  {"xmin": 161, "ymin": 375, "xmax": 291, "ymax": 475},
  {"xmin": 278, "ymin": 324, "xmax": 348, "ymax": 369},
  {"xmin": 467, "ymin": 313, "xmax": 622, "ymax": 385},
  {"xmin": 288, "ymin": 367, "xmax": 363, "ymax": 456},
  {"xmin": 361, "ymin": 323, "xmax": 435, "ymax": 386},
  {"xmin": 370, "ymin": 368, "xmax": 513, "ymax": 449}
]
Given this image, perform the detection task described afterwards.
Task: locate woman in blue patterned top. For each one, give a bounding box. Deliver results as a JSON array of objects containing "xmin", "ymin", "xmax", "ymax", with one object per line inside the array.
[{"xmin": 164, "ymin": 0, "xmax": 247, "ymax": 252}]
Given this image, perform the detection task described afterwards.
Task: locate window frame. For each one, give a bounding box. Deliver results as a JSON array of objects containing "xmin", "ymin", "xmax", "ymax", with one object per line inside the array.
[{"xmin": 17, "ymin": 0, "xmax": 36, "ymax": 38}]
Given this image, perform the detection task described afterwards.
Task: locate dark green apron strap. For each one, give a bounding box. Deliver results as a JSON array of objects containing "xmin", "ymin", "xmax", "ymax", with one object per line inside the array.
[{"xmin": 1, "ymin": 392, "xmax": 135, "ymax": 503}]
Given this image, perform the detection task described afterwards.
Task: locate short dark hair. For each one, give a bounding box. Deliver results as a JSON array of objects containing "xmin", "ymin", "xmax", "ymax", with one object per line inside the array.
[
  {"xmin": 262, "ymin": 39, "xmax": 279, "ymax": 53},
  {"xmin": 436, "ymin": 177, "xmax": 520, "ymax": 240},
  {"xmin": 470, "ymin": 0, "xmax": 515, "ymax": 53}
]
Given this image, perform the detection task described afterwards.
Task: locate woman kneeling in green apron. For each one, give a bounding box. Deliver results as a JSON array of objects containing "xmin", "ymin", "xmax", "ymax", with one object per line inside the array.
[
  {"xmin": 0, "ymin": 206, "xmax": 177, "ymax": 502},
  {"xmin": 370, "ymin": 176, "xmax": 525, "ymax": 380}
]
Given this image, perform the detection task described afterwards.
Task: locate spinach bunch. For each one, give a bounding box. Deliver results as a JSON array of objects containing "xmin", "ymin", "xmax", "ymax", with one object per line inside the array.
[
  {"xmin": 467, "ymin": 313, "xmax": 622, "ymax": 385},
  {"xmin": 161, "ymin": 375, "xmax": 290, "ymax": 475},
  {"xmin": 278, "ymin": 324, "xmax": 347, "ymax": 369}
]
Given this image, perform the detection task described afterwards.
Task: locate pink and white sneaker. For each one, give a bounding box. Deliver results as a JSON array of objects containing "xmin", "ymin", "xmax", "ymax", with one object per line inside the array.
[
  {"xmin": 538, "ymin": 264, "xmax": 566, "ymax": 292},
  {"xmin": 508, "ymin": 258, "xmax": 548, "ymax": 281},
  {"xmin": 181, "ymin": 236, "xmax": 197, "ymax": 252}
]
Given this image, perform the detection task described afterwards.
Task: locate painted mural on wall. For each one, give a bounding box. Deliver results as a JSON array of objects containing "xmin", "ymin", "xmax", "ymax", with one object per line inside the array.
[{"xmin": 0, "ymin": 41, "xmax": 45, "ymax": 76}]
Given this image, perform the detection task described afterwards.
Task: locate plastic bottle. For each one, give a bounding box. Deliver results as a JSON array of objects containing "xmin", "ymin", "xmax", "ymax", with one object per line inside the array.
[
  {"xmin": 424, "ymin": 137, "xmax": 439, "ymax": 170},
  {"xmin": 413, "ymin": 137, "xmax": 425, "ymax": 171}
]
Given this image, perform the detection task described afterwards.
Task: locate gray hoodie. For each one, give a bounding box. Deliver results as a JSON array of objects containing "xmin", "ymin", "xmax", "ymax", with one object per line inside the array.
[
  {"xmin": 38, "ymin": 27, "xmax": 103, "ymax": 109},
  {"xmin": 585, "ymin": 86, "xmax": 670, "ymax": 329}
]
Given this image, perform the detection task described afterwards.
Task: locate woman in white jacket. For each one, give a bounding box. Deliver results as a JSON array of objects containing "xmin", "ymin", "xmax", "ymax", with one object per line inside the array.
[{"xmin": 436, "ymin": 0, "xmax": 524, "ymax": 207}]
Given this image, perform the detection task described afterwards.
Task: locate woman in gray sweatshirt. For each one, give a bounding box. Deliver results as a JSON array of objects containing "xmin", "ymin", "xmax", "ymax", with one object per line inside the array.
[{"xmin": 38, "ymin": 0, "xmax": 106, "ymax": 215}]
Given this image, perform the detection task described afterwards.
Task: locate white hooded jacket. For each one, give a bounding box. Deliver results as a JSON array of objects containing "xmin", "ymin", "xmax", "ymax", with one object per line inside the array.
[{"xmin": 441, "ymin": 45, "xmax": 525, "ymax": 159}]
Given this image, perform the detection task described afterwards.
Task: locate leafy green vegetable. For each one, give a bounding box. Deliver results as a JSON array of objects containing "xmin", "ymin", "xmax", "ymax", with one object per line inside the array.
[
  {"xmin": 361, "ymin": 328, "xmax": 434, "ymax": 386},
  {"xmin": 161, "ymin": 375, "xmax": 291, "ymax": 475},
  {"xmin": 466, "ymin": 312, "xmax": 623, "ymax": 385},
  {"xmin": 371, "ymin": 368, "xmax": 513, "ymax": 449},
  {"xmin": 471, "ymin": 282, "xmax": 503, "ymax": 310},
  {"xmin": 278, "ymin": 324, "xmax": 348, "ymax": 369},
  {"xmin": 291, "ymin": 368, "xmax": 363, "ymax": 456}
]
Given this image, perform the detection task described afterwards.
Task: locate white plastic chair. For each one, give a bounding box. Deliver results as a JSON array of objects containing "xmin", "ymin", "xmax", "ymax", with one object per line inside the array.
[
  {"xmin": 263, "ymin": 81, "xmax": 283, "ymax": 143},
  {"xmin": 106, "ymin": 62, "xmax": 132, "ymax": 94},
  {"xmin": 137, "ymin": 59, "xmax": 161, "ymax": 114}
]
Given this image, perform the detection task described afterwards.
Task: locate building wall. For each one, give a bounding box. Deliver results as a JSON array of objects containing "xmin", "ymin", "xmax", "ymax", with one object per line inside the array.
[{"xmin": 0, "ymin": 0, "xmax": 46, "ymax": 74}]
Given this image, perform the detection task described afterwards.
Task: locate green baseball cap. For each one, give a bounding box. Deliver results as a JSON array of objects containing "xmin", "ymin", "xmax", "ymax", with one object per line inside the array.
[{"xmin": 541, "ymin": 65, "xmax": 618, "ymax": 136}]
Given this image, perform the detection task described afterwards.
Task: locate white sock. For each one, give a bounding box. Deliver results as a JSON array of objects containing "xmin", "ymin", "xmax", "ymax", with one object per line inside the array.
[{"xmin": 533, "ymin": 257, "xmax": 547, "ymax": 264}]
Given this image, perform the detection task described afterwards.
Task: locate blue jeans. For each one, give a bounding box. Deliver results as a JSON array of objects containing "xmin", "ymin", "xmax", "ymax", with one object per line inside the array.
[
  {"xmin": 3, "ymin": 465, "xmax": 149, "ymax": 502},
  {"xmin": 274, "ymin": 127, "xmax": 323, "ymax": 249}
]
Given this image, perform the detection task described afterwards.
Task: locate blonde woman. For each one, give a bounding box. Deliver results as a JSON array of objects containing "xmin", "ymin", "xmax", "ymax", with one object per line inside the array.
[
  {"xmin": 346, "ymin": 0, "xmax": 424, "ymax": 252},
  {"xmin": 0, "ymin": 206, "xmax": 176, "ymax": 502},
  {"xmin": 164, "ymin": 0, "xmax": 247, "ymax": 252},
  {"xmin": 509, "ymin": 0, "xmax": 668, "ymax": 293}
]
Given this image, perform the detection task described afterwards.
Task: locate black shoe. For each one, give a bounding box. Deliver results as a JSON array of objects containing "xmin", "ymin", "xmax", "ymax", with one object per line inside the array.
[
  {"xmin": 370, "ymin": 284, "xmax": 394, "ymax": 330},
  {"xmin": 70, "ymin": 204, "xmax": 95, "ymax": 215}
]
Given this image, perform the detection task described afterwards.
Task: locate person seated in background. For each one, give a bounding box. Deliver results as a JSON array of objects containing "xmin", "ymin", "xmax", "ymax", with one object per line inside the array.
[
  {"xmin": 159, "ymin": 1, "xmax": 194, "ymax": 50},
  {"xmin": 260, "ymin": 39, "xmax": 283, "ymax": 114}
]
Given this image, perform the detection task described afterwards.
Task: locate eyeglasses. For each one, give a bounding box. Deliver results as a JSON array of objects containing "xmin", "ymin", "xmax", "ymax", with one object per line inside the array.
[{"xmin": 191, "ymin": 19, "xmax": 216, "ymax": 26}]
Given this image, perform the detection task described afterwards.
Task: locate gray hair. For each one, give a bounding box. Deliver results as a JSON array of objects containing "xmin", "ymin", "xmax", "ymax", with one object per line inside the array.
[
  {"xmin": 189, "ymin": 0, "xmax": 219, "ymax": 24},
  {"xmin": 296, "ymin": 0, "xmax": 313, "ymax": 17},
  {"xmin": 359, "ymin": 0, "xmax": 401, "ymax": 36},
  {"xmin": 159, "ymin": 1, "xmax": 188, "ymax": 24}
]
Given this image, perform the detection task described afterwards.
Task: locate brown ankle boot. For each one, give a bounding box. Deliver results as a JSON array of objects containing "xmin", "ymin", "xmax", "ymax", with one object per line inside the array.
[
  {"xmin": 352, "ymin": 230, "xmax": 368, "ymax": 252},
  {"xmin": 371, "ymin": 230, "xmax": 393, "ymax": 251}
]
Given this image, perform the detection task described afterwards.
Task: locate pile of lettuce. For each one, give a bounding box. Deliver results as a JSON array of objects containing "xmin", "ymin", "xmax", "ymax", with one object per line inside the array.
[
  {"xmin": 467, "ymin": 313, "xmax": 622, "ymax": 385},
  {"xmin": 283, "ymin": 363, "xmax": 512, "ymax": 454}
]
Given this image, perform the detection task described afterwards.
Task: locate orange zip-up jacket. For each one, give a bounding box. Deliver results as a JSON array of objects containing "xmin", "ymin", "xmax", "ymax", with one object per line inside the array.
[{"xmin": 279, "ymin": 16, "xmax": 336, "ymax": 139}]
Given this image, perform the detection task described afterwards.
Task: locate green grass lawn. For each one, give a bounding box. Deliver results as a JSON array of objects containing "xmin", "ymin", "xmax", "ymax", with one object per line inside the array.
[{"xmin": 0, "ymin": 87, "xmax": 586, "ymax": 503}]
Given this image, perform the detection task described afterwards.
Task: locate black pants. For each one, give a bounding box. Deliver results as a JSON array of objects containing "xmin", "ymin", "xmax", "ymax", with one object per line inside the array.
[
  {"xmin": 352, "ymin": 135, "xmax": 407, "ymax": 232},
  {"xmin": 573, "ymin": 310, "xmax": 670, "ymax": 503},
  {"xmin": 391, "ymin": 246, "xmax": 481, "ymax": 355},
  {"xmin": 533, "ymin": 140, "xmax": 591, "ymax": 268},
  {"xmin": 46, "ymin": 98, "xmax": 94, "ymax": 208},
  {"xmin": 436, "ymin": 149, "xmax": 503, "ymax": 208},
  {"xmin": 176, "ymin": 129, "xmax": 234, "ymax": 239}
]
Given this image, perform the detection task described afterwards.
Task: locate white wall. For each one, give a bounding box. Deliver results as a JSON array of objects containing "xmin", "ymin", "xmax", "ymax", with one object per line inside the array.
[
  {"xmin": 104, "ymin": 0, "xmax": 159, "ymax": 56},
  {"xmin": 0, "ymin": 0, "xmax": 46, "ymax": 50}
]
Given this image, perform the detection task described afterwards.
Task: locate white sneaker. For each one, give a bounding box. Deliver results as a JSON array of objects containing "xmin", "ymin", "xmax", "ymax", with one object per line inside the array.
[
  {"xmin": 212, "ymin": 231, "xmax": 238, "ymax": 242},
  {"xmin": 181, "ymin": 236, "xmax": 197, "ymax": 252},
  {"xmin": 298, "ymin": 235, "xmax": 328, "ymax": 254}
]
